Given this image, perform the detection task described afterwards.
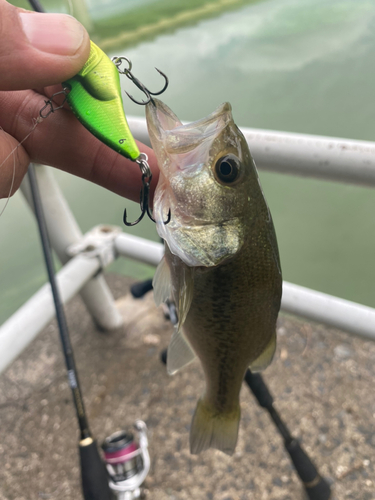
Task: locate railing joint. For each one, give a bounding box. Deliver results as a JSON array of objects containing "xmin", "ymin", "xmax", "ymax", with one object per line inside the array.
[{"xmin": 67, "ymin": 224, "xmax": 122, "ymax": 270}]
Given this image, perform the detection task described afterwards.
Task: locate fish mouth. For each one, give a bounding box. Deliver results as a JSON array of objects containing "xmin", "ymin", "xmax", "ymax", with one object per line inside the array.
[
  {"xmin": 146, "ymin": 98, "xmax": 245, "ymax": 268},
  {"xmin": 146, "ymin": 98, "xmax": 233, "ymax": 157}
]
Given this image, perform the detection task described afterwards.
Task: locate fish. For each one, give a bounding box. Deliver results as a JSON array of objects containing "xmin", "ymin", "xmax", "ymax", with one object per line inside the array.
[{"xmin": 146, "ymin": 99, "xmax": 282, "ymax": 455}]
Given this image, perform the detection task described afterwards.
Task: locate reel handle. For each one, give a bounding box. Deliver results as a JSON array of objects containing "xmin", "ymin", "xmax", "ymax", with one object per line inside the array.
[
  {"xmin": 285, "ymin": 439, "xmax": 331, "ymax": 500},
  {"xmin": 130, "ymin": 279, "xmax": 153, "ymax": 298},
  {"xmin": 79, "ymin": 439, "xmax": 112, "ymax": 500}
]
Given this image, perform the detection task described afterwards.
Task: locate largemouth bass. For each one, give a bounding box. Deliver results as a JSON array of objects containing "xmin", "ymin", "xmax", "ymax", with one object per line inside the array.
[{"xmin": 146, "ymin": 99, "xmax": 282, "ymax": 455}]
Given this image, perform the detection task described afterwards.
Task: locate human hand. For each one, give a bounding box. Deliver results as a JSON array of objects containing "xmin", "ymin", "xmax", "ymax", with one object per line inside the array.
[{"xmin": 0, "ymin": 0, "xmax": 158, "ymax": 201}]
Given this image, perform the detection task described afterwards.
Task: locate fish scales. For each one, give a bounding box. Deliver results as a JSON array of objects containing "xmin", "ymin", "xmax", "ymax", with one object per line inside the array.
[
  {"xmin": 147, "ymin": 99, "xmax": 282, "ymax": 455},
  {"xmin": 184, "ymin": 236, "xmax": 280, "ymax": 408}
]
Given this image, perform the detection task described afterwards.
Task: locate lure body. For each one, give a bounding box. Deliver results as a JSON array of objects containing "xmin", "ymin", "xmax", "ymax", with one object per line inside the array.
[{"xmin": 63, "ymin": 41, "xmax": 140, "ymax": 161}]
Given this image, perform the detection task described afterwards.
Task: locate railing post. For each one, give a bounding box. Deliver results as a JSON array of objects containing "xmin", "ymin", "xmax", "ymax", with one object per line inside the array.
[{"xmin": 20, "ymin": 164, "xmax": 123, "ymax": 330}]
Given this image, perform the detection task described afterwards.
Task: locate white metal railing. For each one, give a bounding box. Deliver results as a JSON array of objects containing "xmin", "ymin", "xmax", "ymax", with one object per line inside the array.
[
  {"xmin": 1, "ymin": 120, "xmax": 375, "ymax": 374},
  {"xmin": 1, "ymin": 229, "xmax": 374, "ymax": 374},
  {"xmin": 0, "ymin": 254, "xmax": 100, "ymax": 374},
  {"xmin": 128, "ymin": 116, "xmax": 375, "ymax": 187},
  {"xmin": 115, "ymin": 235, "xmax": 375, "ymax": 341},
  {"xmin": 21, "ymin": 166, "xmax": 124, "ymax": 330}
]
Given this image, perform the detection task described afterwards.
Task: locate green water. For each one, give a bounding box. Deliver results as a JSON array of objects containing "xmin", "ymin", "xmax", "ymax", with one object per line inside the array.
[{"xmin": 1, "ymin": 0, "xmax": 375, "ymax": 325}]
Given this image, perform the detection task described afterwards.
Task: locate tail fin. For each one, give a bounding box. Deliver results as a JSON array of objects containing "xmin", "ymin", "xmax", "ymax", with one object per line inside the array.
[{"xmin": 189, "ymin": 398, "xmax": 240, "ymax": 456}]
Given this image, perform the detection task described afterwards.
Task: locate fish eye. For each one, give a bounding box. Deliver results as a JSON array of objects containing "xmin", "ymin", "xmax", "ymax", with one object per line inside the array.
[{"xmin": 214, "ymin": 154, "xmax": 241, "ymax": 184}]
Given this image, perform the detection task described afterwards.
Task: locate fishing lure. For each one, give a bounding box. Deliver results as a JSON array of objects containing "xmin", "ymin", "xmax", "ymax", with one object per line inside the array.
[
  {"xmin": 63, "ymin": 40, "xmax": 140, "ymax": 161},
  {"xmin": 62, "ymin": 40, "xmax": 170, "ymax": 225}
]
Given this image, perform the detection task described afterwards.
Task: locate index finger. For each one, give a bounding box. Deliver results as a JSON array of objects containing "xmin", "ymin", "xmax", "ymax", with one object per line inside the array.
[{"xmin": 0, "ymin": 88, "xmax": 159, "ymax": 203}]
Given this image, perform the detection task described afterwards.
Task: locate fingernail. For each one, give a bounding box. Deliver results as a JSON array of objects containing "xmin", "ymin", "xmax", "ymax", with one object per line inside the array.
[{"xmin": 20, "ymin": 12, "xmax": 85, "ymax": 56}]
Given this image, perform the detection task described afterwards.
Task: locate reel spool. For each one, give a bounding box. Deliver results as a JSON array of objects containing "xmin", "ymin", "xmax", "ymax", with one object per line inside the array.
[{"xmin": 102, "ymin": 420, "xmax": 150, "ymax": 500}]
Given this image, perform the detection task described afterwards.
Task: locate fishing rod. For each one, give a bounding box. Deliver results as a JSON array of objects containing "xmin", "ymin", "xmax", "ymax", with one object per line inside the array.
[
  {"xmin": 27, "ymin": 0, "xmax": 44, "ymax": 11},
  {"xmin": 27, "ymin": 164, "xmax": 112, "ymax": 500},
  {"xmin": 28, "ymin": 164, "xmax": 151, "ymax": 499},
  {"xmin": 244, "ymin": 371, "xmax": 331, "ymax": 500}
]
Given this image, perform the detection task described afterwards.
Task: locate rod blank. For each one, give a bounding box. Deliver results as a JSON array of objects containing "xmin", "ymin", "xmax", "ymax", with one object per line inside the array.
[{"xmin": 244, "ymin": 371, "xmax": 331, "ymax": 500}]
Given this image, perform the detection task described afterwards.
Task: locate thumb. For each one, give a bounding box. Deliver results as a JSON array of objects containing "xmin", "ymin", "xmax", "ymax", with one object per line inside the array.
[{"xmin": 0, "ymin": 0, "xmax": 90, "ymax": 90}]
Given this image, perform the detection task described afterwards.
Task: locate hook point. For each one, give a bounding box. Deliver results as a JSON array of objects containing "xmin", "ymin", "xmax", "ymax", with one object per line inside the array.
[{"xmin": 125, "ymin": 90, "xmax": 151, "ymax": 106}]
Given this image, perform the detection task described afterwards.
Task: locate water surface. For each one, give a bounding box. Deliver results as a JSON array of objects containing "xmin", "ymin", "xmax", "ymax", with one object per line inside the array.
[{"xmin": 1, "ymin": 0, "xmax": 375, "ymax": 324}]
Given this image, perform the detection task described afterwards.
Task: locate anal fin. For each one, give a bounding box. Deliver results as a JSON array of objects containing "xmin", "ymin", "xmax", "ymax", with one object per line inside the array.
[{"xmin": 249, "ymin": 330, "xmax": 276, "ymax": 372}]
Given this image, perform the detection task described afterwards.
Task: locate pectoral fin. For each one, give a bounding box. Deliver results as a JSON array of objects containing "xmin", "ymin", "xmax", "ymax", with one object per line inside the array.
[
  {"xmin": 153, "ymin": 256, "xmax": 171, "ymax": 306},
  {"xmin": 167, "ymin": 328, "xmax": 196, "ymax": 375},
  {"xmin": 176, "ymin": 265, "xmax": 194, "ymax": 329},
  {"xmin": 155, "ymin": 247, "xmax": 194, "ymax": 329},
  {"xmin": 154, "ymin": 248, "xmax": 196, "ymax": 375},
  {"xmin": 249, "ymin": 331, "xmax": 276, "ymax": 372}
]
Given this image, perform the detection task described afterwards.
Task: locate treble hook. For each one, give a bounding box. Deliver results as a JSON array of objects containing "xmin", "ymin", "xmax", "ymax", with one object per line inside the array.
[
  {"xmin": 111, "ymin": 56, "xmax": 169, "ymax": 105},
  {"xmin": 123, "ymin": 154, "xmax": 171, "ymax": 226},
  {"xmin": 125, "ymin": 68, "xmax": 169, "ymax": 105},
  {"xmin": 123, "ymin": 174, "xmax": 171, "ymax": 226}
]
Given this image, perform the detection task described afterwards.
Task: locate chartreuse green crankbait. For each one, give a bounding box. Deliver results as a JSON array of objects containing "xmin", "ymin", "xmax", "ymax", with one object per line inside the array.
[
  {"xmin": 63, "ymin": 41, "xmax": 140, "ymax": 161},
  {"xmin": 61, "ymin": 41, "xmax": 170, "ymax": 226}
]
